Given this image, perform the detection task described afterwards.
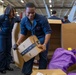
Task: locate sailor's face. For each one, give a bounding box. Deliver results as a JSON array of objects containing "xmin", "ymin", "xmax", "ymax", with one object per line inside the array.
[{"xmin": 25, "ymin": 7, "xmax": 35, "ymax": 20}]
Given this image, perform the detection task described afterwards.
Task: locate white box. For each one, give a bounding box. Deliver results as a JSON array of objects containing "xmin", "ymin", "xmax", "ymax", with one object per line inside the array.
[{"xmin": 18, "ymin": 35, "xmax": 42, "ymax": 62}]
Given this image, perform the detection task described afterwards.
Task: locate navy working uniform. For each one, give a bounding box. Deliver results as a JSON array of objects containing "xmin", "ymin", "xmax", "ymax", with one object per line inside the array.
[
  {"xmin": 0, "ymin": 14, "xmax": 20, "ymax": 71},
  {"xmin": 62, "ymin": 19, "xmax": 71, "ymax": 23},
  {"xmin": 20, "ymin": 13, "xmax": 52, "ymax": 74},
  {"xmin": 48, "ymin": 15, "xmax": 61, "ymax": 20}
]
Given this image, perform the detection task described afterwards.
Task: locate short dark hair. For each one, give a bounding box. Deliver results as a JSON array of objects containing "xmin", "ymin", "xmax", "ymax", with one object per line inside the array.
[
  {"xmin": 25, "ymin": 2, "xmax": 36, "ymax": 9},
  {"xmin": 64, "ymin": 16, "xmax": 68, "ymax": 19},
  {"xmin": 52, "ymin": 10, "xmax": 56, "ymax": 14}
]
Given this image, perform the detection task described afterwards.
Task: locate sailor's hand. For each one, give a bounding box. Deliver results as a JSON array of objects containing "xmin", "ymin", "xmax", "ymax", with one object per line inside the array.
[
  {"xmin": 37, "ymin": 44, "xmax": 46, "ymax": 51},
  {"xmin": 12, "ymin": 44, "xmax": 18, "ymax": 50}
]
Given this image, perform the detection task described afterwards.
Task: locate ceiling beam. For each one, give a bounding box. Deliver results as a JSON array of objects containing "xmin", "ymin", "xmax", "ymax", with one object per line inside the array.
[
  {"xmin": 14, "ymin": 6, "xmax": 72, "ymax": 9},
  {"xmin": 7, "ymin": 0, "xmax": 16, "ymax": 6},
  {"xmin": 32, "ymin": 0, "xmax": 43, "ymax": 15},
  {"xmin": 59, "ymin": 0, "xmax": 65, "ymax": 17}
]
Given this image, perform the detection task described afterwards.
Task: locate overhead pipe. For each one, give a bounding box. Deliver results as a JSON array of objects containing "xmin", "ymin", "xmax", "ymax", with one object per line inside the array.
[{"xmin": 43, "ymin": 0, "xmax": 51, "ymax": 18}]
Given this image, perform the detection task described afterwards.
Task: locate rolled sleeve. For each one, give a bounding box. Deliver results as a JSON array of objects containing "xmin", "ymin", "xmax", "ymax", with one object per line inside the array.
[{"xmin": 20, "ymin": 18, "xmax": 27, "ymax": 35}]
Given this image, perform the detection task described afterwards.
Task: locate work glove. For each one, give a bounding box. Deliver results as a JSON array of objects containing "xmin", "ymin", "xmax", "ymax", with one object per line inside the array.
[{"xmin": 12, "ymin": 44, "xmax": 18, "ymax": 50}]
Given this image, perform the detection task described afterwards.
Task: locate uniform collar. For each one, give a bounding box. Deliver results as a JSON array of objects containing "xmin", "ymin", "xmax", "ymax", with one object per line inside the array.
[
  {"xmin": 26, "ymin": 13, "xmax": 40, "ymax": 22},
  {"xmin": 25, "ymin": 13, "xmax": 40, "ymax": 30}
]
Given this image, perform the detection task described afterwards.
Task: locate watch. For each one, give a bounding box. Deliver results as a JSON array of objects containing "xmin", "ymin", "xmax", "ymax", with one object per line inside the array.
[{"xmin": 43, "ymin": 44, "xmax": 46, "ymax": 47}]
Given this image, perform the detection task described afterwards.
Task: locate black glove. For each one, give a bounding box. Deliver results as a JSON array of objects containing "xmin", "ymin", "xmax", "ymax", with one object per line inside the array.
[{"xmin": 12, "ymin": 44, "xmax": 18, "ymax": 50}]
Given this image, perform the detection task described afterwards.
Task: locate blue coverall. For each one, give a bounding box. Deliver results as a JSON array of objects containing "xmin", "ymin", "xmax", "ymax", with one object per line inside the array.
[
  {"xmin": 48, "ymin": 15, "xmax": 61, "ymax": 20},
  {"xmin": 20, "ymin": 13, "xmax": 52, "ymax": 74},
  {"xmin": 0, "ymin": 15, "xmax": 20, "ymax": 71}
]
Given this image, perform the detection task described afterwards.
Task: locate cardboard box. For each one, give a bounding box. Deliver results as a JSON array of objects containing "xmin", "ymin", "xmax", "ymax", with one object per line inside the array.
[
  {"xmin": 62, "ymin": 23, "xmax": 76, "ymax": 49},
  {"xmin": 48, "ymin": 19, "xmax": 62, "ymax": 58},
  {"xmin": 12, "ymin": 23, "xmax": 24, "ymax": 69},
  {"xmin": 18, "ymin": 35, "xmax": 42, "ymax": 62},
  {"xmin": 48, "ymin": 19, "xmax": 62, "ymax": 24},
  {"xmin": 67, "ymin": 64, "xmax": 76, "ymax": 72},
  {"xmin": 62, "ymin": 23, "xmax": 76, "ymax": 71},
  {"xmin": 31, "ymin": 69, "xmax": 66, "ymax": 75}
]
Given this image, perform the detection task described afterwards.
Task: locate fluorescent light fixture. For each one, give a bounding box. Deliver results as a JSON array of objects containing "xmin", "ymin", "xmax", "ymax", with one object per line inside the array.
[
  {"xmin": 16, "ymin": 12, "xmax": 18, "ymax": 14},
  {"xmin": 0, "ymin": 0, "xmax": 4, "ymax": 3},
  {"xmin": 49, "ymin": 0, "xmax": 52, "ymax": 3},
  {"xmin": 21, "ymin": 0, "xmax": 24, "ymax": 3},
  {"xmin": 17, "ymin": 13, "xmax": 20, "ymax": 16},
  {"xmin": 50, "ymin": 9, "xmax": 52, "ymax": 11},
  {"xmin": 50, "ymin": 5, "xmax": 52, "ymax": 7}
]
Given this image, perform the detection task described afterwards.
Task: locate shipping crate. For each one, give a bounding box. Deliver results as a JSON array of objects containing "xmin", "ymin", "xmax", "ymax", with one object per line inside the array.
[
  {"xmin": 48, "ymin": 19, "xmax": 62, "ymax": 58},
  {"xmin": 62, "ymin": 23, "xmax": 76, "ymax": 49},
  {"xmin": 32, "ymin": 69, "xmax": 66, "ymax": 75},
  {"xmin": 18, "ymin": 35, "xmax": 42, "ymax": 62}
]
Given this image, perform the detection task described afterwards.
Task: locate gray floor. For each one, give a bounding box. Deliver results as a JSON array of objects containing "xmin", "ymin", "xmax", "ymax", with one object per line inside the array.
[
  {"xmin": 0, "ymin": 63, "xmax": 76, "ymax": 75},
  {"xmin": 0, "ymin": 64, "xmax": 24, "ymax": 75}
]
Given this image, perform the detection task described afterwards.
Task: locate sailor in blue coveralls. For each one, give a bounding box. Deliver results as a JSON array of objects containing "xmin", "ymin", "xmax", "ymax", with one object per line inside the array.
[
  {"xmin": 13, "ymin": 2, "xmax": 52, "ymax": 75},
  {"xmin": 0, "ymin": 5, "xmax": 20, "ymax": 74},
  {"xmin": 48, "ymin": 10, "xmax": 61, "ymax": 20}
]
